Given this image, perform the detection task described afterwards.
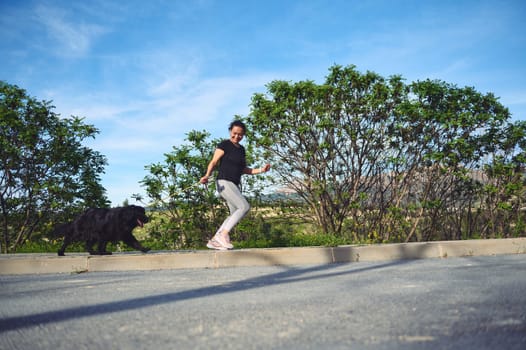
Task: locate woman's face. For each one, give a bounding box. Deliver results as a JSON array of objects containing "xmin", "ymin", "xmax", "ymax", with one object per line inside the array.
[{"xmin": 229, "ymin": 126, "xmax": 245, "ymax": 145}]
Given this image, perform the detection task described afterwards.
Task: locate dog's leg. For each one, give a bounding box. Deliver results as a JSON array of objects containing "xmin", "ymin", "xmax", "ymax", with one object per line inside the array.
[
  {"xmin": 123, "ymin": 237, "xmax": 151, "ymax": 253},
  {"xmin": 97, "ymin": 240, "xmax": 112, "ymax": 255},
  {"xmin": 58, "ymin": 237, "xmax": 70, "ymax": 256},
  {"xmin": 85, "ymin": 239, "xmax": 98, "ymax": 255}
]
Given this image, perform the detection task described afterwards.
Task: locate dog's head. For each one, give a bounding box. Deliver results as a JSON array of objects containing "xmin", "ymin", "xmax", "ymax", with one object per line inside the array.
[{"xmin": 128, "ymin": 205, "xmax": 149, "ymax": 228}]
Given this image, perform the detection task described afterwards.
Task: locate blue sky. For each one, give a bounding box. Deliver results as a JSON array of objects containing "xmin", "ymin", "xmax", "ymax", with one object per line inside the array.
[{"xmin": 1, "ymin": 0, "xmax": 525, "ymax": 206}]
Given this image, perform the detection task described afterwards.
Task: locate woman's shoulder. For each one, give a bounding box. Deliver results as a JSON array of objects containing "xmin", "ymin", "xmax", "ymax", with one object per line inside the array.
[
  {"xmin": 217, "ymin": 140, "xmax": 245, "ymax": 151},
  {"xmin": 217, "ymin": 139, "xmax": 231, "ymax": 149}
]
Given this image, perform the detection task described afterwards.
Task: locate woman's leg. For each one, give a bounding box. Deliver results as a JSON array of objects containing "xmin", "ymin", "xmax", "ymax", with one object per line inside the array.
[
  {"xmin": 215, "ymin": 179, "xmax": 250, "ymax": 245},
  {"xmin": 215, "ymin": 200, "xmax": 236, "ymax": 234}
]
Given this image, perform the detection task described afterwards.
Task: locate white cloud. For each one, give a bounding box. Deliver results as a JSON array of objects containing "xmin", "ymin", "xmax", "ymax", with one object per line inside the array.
[
  {"xmin": 33, "ymin": 3, "xmax": 108, "ymax": 57},
  {"xmin": 52, "ymin": 69, "xmax": 275, "ymax": 161}
]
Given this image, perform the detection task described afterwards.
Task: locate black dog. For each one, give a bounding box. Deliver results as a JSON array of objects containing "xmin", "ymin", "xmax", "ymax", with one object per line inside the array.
[{"xmin": 57, "ymin": 205, "xmax": 151, "ymax": 256}]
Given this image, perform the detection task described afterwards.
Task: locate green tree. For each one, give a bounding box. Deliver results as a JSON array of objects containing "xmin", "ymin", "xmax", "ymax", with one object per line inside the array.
[
  {"xmin": 246, "ymin": 65, "xmax": 406, "ymax": 236},
  {"xmin": 476, "ymin": 120, "xmax": 526, "ymax": 238},
  {"xmin": 392, "ymin": 79, "xmax": 517, "ymax": 241},
  {"xmin": 137, "ymin": 130, "xmax": 224, "ymax": 248},
  {"xmin": 246, "ymin": 64, "xmax": 525, "ymax": 241},
  {"xmin": 0, "ymin": 81, "xmax": 109, "ymax": 253}
]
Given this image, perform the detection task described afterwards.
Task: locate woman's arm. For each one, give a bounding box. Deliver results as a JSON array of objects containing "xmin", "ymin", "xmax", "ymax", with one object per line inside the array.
[
  {"xmin": 243, "ymin": 163, "xmax": 271, "ymax": 175},
  {"xmin": 200, "ymin": 148, "xmax": 225, "ymax": 184}
]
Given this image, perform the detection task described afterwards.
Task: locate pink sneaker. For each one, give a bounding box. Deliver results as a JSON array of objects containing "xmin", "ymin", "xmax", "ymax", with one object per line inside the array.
[
  {"xmin": 206, "ymin": 239, "xmax": 227, "ymax": 250},
  {"xmin": 213, "ymin": 234, "xmax": 234, "ymax": 249}
]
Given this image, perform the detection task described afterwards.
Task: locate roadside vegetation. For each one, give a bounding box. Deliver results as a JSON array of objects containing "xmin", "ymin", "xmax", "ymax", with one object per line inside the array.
[{"xmin": 2, "ymin": 64, "xmax": 525, "ymax": 254}]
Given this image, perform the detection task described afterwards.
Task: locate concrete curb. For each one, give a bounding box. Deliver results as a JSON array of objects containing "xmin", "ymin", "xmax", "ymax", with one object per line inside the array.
[{"xmin": 0, "ymin": 238, "xmax": 525, "ymax": 275}]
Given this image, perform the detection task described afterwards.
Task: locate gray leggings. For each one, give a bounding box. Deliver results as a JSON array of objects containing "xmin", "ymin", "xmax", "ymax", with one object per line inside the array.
[{"xmin": 216, "ymin": 179, "xmax": 251, "ymax": 233}]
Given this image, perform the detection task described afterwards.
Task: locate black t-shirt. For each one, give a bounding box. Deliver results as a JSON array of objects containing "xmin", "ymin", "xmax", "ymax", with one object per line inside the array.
[{"xmin": 217, "ymin": 140, "xmax": 246, "ymax": 185}]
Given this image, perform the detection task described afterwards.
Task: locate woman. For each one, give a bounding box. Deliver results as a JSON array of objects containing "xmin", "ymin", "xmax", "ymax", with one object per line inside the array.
[{"xmin": 200, "ymin": 120, "xmax": 270, "ymax": 250}]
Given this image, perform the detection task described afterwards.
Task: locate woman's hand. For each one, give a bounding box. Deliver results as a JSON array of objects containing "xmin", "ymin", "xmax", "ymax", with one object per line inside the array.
[{"xmin": 262, "ymin": 163, "xmax": 271, "ymax": 172}]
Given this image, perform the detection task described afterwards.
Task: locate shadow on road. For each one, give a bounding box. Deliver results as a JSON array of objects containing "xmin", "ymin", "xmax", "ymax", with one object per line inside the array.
[{"xmin": 0, "ymin": 258, "xmax": 411, "ymax": 332}]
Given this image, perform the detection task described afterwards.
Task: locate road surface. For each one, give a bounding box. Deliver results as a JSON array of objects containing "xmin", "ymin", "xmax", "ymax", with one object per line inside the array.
[{"xmin": 1, "ymin": 255, "xmax": 525, "ymax": 349}]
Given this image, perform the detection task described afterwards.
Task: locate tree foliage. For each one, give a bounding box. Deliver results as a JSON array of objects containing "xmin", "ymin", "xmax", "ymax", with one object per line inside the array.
[
  {"xmin": 245, "ymin": 64, "xmax": 525, "ymax": 241},
  {"xmin": 0, "ymin": 81, "xmax": 109, "ymax": 253},
  {"xmin": 136, "ymin": 130, "xmax": 224, "ymax": 248}
]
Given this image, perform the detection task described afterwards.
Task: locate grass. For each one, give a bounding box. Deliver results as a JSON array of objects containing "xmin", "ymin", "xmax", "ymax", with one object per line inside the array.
[
  {"xmin": 15, "ymin": 204, "xmax": 524, "ymax": 254},
  {"xmin": 15, "ymin": 230, "xmax": 351, "ymax": 254}
]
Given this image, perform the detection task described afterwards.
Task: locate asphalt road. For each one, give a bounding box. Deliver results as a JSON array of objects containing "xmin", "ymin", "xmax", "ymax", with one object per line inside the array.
[{"xmin": 1, "ymin": 255, "xmax": 525, "ymax": 350}]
